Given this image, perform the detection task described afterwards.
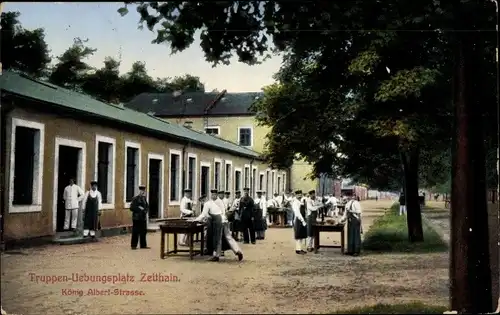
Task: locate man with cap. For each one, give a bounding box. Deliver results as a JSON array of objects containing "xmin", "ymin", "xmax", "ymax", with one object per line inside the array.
[
  {"xmin": 195, "ymin": 189, "xmax": 226, "ymax": 261},
  {"xmin": 292, "ymin": 190, "xmax": 307, "ymax": 254},
  {"xmin": 254, "ymin": 191, "xmax": 267, "ymax": 240},
  {"xmin": 284, "ymin": 190, "xmax": 294, "ymax": 226},
  {"xmin": 81, "ymin": 180, "xmax": 102, "ymax": 238},
  {"xmin": 219, "ymin": 191, "xmax": 244, "ymax": 260},
  {"xmin": 239, "ymin": 187, "xmax": 256, "ymax": 244},
  {"xmin": 130, "ymin": 184, "xmax": 149, "ymax": 249},
  {"xmin": 222, "ymin": 191, "xmax": 232, "ymax": 211},
  {"xmin": 229, "ymin": 190, "xmax": 242, "ymax": 240},
  {"xmin": 306, "ymin": 189, "xmax": 323, "ymax": 251},
  {"xmin": 178, "ymin": 188, "xmax": 195, "ymax": 246}
]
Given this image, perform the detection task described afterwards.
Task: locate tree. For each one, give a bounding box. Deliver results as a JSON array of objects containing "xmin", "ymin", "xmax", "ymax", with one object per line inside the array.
[
  {"xmin": 1, "ymin": 11, "xmax": 51, "ymax": 78},
  {"xmin": 119, "ymin": 61, "xmax": 157, "ymax": 102},
  {"xmin": 49, "ymin": 38, "xmax": 96, "ymax": 91},
  {"xmin": 121, "ymin": 3, "xmax": 497, "ymax": 311},
  {"xmin": 169, "ymin": 74, "xmax": 205, "ymax": 92},
  {"xmin": 82, "ymin": 57, "xmax": 123, "ymax": 103}
]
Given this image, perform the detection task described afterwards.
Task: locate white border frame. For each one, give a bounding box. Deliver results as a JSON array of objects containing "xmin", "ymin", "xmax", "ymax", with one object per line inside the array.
[
  {"xmin": 186, "ymin": 152, "xmax": 198, "ymax": 200},
  {"xmin": 234, "ymin": 167, "xmax": 243, "ymax": 192},
  {"xmin": 123, "ymin": 141, "xmax": 141, "ymax": 208},
  {"xmin": 204, "ymin": 126, "xmax": 221, "ymax": 135},
  {"xmin": 52, "ymin": 137, "xmax": 86, "ymax": 232},
  {"xmin": 94, "ymin": 135, "xmax": 116, "ymax": 210},
  {"xmin": 147, "ymin": 153, "xmax": 165, "ymax": 219},
  {"xmin": 237, "ymin": 126, "xmax": 254, "ymax": 148},
  {"xmin": 214, "ymin": 158, "xmax": 223, "ymax": 191},
  {"xmin": 224, "ymin": 160, "xmax": 233, "ymax": 194},
  {"xmin": 168, "ymin": 149, "xmax": 183, "ymax": 205},
  {"xmin": 200, "ymin": 161, "xmax": 212, "ymax": 196},
  {"xmin": 8, "ymin": 118, "xmax": 45, "ymax": 213},
  {"xmin": 243, "ymin": 164, "xmax": 250, "ymax": 189}
]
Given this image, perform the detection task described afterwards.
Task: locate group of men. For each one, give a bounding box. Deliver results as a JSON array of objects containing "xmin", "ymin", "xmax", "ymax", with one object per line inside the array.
[{"xmin": 62, "ymin": 179, "xmax": 105, "ymax": 239}]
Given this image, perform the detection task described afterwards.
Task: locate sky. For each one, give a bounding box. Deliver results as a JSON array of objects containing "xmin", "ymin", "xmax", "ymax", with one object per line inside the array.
[{"xmin": 3, "ymin": 2, "xmax": 283, "ymax": 92}]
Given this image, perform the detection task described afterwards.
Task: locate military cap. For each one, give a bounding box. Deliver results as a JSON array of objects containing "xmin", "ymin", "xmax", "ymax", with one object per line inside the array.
[
  {"xmin": 225, "ymin": 191, "xmax": 231, "ymax": 195},
  {"xmin": 295, "ymin": 190, "xmax": 302, "ymax": 195},
  {"xmin": 256, "ymin": 190, "xmax": 263, "ymax": 194},
  {"xmin": 235, "ymin": 190, "xmax": 241, "ymax": 194},
  {"xmin": 210, "ymin": 189, "xmax": 218, "ymax": 193},
  {"xmin": 139, "ymin": 184, "xmax": 146, "ymax": 190},
  {"xmin": 243, "ymin": 187, "xmax": 250, "ymax": 191},
  {"xmin": 184, "ymin": 188, "xmax": 192, "ymax": 193},
  {"xmin": 218, "ymin": 190, "xmax": 225, "ymax": 194},
  {"xmin": 90, "ymin": 180, "xmax": 98, "ymax": 186},
  {"xmin": 308, "ymin": 189, "xmax": 316, "ymax": 195}
]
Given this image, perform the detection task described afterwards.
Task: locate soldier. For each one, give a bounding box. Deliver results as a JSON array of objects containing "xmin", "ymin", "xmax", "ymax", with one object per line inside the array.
[{"xmin": 130, "ymin": 185, "xmax": 149, "ymax": 249}]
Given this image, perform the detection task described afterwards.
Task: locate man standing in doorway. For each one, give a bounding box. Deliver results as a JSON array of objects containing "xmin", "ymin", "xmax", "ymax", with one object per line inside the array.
[
  {"xmin": 130, "ymin": 185, "xmax": 150, "ymax": 249},
  {"xmin": 63, "ymin": 178, "xmax": 84, "ymax": 231},
  {"xmin": 239, "ymin": 187, "xmax": 256, "ymax": 244},
  {"xmin": 81, "ymin": 180, "xmax": 102, "ymax": 238},
  {"xmin": 179, "ymin": 189, "xmax": 195, "ymax": 246}
]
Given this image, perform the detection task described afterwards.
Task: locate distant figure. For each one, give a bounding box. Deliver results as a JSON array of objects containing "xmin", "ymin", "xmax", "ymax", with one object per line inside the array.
[
  {"xmin": 343, "ymin": 194, "xmax": 362, "ymax": 256},
  {"xmin": 63, "ymin": 178, "xmax": 84, "ymax": 231},
  {"xmin": 398, "ymin": 192, "xmax": 407, "ymax": 216}
]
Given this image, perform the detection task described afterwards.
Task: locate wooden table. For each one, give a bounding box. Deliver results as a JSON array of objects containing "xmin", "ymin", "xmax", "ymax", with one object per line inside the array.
[
  {"xmin": 267, "ymin": 208, "xmax": 289, "ymax": 228},
  {"xmin": 312, "ymin": 223, "xmax": 345, "ymax": 254},
  {"xmin": 160, "ymin": 219, "xmax": 205, "ymax": 260}
]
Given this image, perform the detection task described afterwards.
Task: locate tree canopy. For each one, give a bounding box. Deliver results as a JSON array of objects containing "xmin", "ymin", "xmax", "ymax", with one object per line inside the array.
[{"xmin": 1, "ymin": 11, "xmax": 206, "ymax": 104}]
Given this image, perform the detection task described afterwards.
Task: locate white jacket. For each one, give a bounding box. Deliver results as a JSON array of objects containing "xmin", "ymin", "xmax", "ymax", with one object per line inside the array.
[{"xmin": 63, "ymin": 184, "xmax": 84, "ymax": 209}]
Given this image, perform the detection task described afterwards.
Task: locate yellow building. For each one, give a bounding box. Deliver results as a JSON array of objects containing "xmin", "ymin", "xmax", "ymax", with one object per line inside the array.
[{"xmin": 126, "ymin": 91, "xmax": 319, "ymax": 194}]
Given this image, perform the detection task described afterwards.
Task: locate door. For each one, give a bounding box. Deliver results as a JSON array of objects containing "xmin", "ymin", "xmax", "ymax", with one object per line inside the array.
[
  {"xmin": 57, "ymin": 146, "xmax": 80, "ymax": 232},
  {"xmin": 148, "ymin": 159, "xmax": 161, "ymax": 219},
  {"xmin": 201, "ymin": 166, "xmax": 209, "ymax": 197}
]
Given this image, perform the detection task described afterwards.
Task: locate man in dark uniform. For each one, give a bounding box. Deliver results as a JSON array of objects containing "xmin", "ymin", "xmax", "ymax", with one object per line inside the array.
[
  {"xmin": 239, "ymin": 187, "xmax": 256, "ymax": 244},
  {"xmin": 130, "ymin": 185, "xmax": 149, "ymax": 250}
]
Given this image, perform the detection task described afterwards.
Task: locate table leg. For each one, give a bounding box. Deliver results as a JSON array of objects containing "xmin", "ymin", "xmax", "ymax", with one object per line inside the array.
[
  {"xmin": 160, "ymin": 231, "xmax": 165, "ymax": 259},
  {"xmin": 200, "ymin": 229, "xmax": 205, "ymax": 256},
  {"xmin": 189, "ymin": 232, "xmax": 194, "ymax": 260},
  {"xmin": 340, "ymin": 229, "xmax": 345, "ymax": 254},
  {"xmin": 173, "ymin": 233, "xmax": 178, "ymax": 254},
  {"xmin": 314, "ymin": 228, "xmax": 320, "ymax": 253},
  {"xmin": 166, "ymin": 233, "xmax": 170, "ymax": 257}
]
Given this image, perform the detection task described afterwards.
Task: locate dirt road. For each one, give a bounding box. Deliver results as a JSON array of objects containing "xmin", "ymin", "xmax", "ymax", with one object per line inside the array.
[{"xmin": 1, "ymin": 200, "xmax": 448, "ymax": 314}]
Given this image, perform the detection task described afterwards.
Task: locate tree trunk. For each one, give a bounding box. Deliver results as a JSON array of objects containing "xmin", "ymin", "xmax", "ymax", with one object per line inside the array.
[
  {"xmin": 401, "ymin": 148, "xmax": 424, "ymax": 242},
  {"xmin": 449, "ymin": 24, "xmax": 492, "ymax": 313}
]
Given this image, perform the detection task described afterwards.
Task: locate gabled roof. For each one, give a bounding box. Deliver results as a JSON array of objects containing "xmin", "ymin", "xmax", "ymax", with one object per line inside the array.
[
  {"xmin": 125, "ymin": 91, "xmax": 263, "ymax": 117},
  {"xmin": 0, "ymin": 71, "xmax": 261, "ymax": 159}
]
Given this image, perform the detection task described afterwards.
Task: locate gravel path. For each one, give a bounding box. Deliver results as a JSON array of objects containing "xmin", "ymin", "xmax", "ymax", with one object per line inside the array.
[{"xmin": 1, "ymin": 200, "xmax": 448, "ymax": 314}]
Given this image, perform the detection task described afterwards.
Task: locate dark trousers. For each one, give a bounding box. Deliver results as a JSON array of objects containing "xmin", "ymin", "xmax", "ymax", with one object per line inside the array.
[
  {"xmin": 131, "ymin": 220, "xmax": 147, "ymax": 248},
  {"xmin": 241, "ymin": 219, "xmax": 256, "ymax": 243}
]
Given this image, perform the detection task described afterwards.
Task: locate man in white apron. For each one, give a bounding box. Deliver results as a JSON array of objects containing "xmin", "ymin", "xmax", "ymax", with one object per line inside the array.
[{"xmin": 63, "ymin": 178, "xmax": 84, "ymax": 231}]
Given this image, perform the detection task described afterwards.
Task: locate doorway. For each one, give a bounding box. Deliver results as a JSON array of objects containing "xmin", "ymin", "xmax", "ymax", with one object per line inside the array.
[
  {"xmin": 147, "ymin": 154, "xmax": 164, "ymax": 220},
  {"xmin": 200, "ymin": 163, "xmax": 210, "ymax": 197},
  {"xmin": 53, "ymin": 138, "xmax": 86, "ymax": 233}
]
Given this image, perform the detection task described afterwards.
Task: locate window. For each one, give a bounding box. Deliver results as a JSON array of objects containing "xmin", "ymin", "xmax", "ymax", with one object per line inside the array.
[
  {"xmin": 205, "ymin": 126, "xmax": 220, "ymax": 135},
  {"xmin": 200, "ymin": 162, "xmax": 211, "ymax": 197},
  {"xmin": 9, "ymin": 119, "xmax": 45, "ymax": 213},
  {"xmin": 266, "ymin": 169, "xmax": 270, "ymax": 196},
  {"xmin": 238, "ymin": 127, "xmax": 253, "ymax": 147},
  {"xmin": 277, "ymin": 176, "xmax": 282, "ymax": 194},
  {"xmin": 282, "ymin": 172, "xmax": 287, "ymax": 192},
  {"xmin": 187, "ymin": 153, "xmax": 197, "ymax": 199},
  {"xmin": 259, "ymin": 173, "xmax": 265, "ymax": 191},
  {"xmin": 252, "ymin": 167, "xmax": 257, "ymax": 196},
  {"xmin": 95, "ymin": 135, "xmax": 116, "ymax": 207},
  {"xmin": 244, "ymin": 165, "xmax": 250, "ymax": 188},
  {"xmin": 271, "ymin": 171, "xmax": 276, "ymax": 194},
  {"xmin": 234, "ymin": 169, "xmax": 242, "ymax": 192},
  {"xmin": 224, "ymin": 161, "xmax": 232, "ymax": 192},
  {"xmin": 169, "ymin": 149, "xmax": 182, "ymax": 203},
  {"xmin": 214, "ymin": 159, "xmax": 222, "ymax": 190},
  {"xmin": 124, "ymin": 142, "xmax": 141, "ymax": 206}
]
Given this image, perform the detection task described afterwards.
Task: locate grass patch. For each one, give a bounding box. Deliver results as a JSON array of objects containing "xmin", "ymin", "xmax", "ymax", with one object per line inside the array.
[
  {"xmin": 362, "ymin": 203, "xmax": 448, "ymax": 253},
  {"xmin": 331, "ymin": 302, "xmax": 448, "ymax": 314}
]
